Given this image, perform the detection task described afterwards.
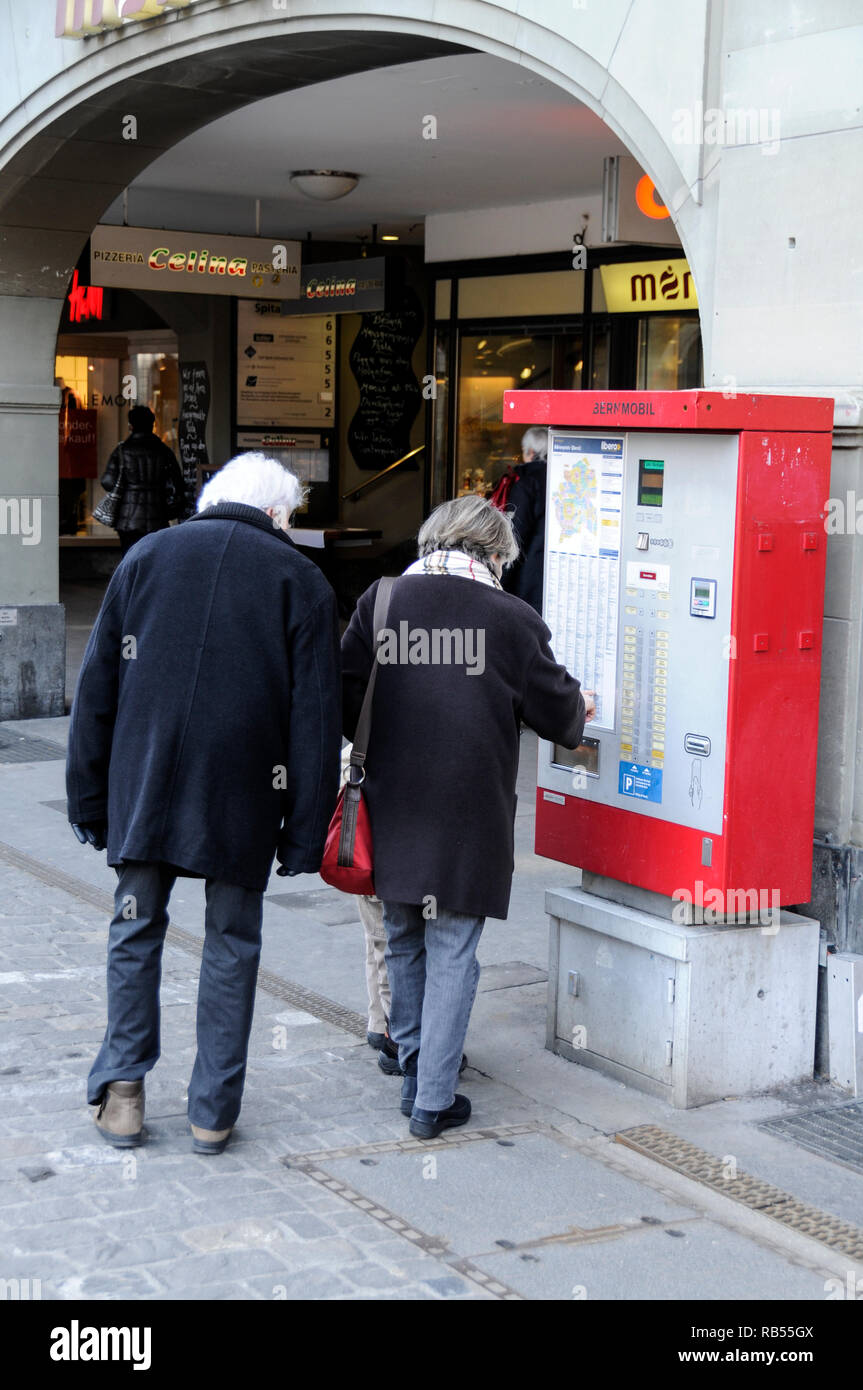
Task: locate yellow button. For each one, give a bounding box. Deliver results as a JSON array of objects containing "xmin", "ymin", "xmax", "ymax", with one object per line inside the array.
[
  {"xmin": 657, "ymin": 611, "xmax": 669, "ymax": 619},
  {"xmin": 650, "ymin": 758, "xmax": 664, "ymax": 769},
  {"xmin": 626, "ymin": 588, "xmax": 637, "ymax": 597},
  {"xmin": 624, "ymin": 625, "xmax": 636, "ymax": 634},
  {"xmin": 619, "ymin": 743, "xmax": 633, "ymax": 755},
  {"xmin": 652, "ymin": 749, "xmax": 665, "ymax": 759},
  {"xmin": 658, "ymin": 591, "xmax": 670, "ymax": 599},
  {"xmin": 657, "ymin": 630, "xmax": 669, "ymax": 638},
  {"xmin": 655, "ymin": 679, "xmax": 667, "ymax": 689}
]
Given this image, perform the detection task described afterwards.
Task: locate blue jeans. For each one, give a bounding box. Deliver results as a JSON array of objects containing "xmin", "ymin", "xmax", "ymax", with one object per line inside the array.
[
  {"xmin": 381, "ymin": 900, "xmax": 484, "ymax": 1112},
  {"xmin": 88, "ymin": 861, "xmax": 264, "ymax": 1130}
]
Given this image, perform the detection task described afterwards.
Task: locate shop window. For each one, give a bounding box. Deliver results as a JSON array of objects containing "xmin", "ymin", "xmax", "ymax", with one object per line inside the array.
[
  {"xmin": 590, "ymin": 322, "xmax": 611, "ymax": 389},
  {"xmin": 456, "ymin": 331, "xmax": 553, "ymax": 495},
  {"xmin": 637, "ymin": 314, "xmax": 701, "ymax": 390},
  {"xmin": 430, "ymin": 328, "xmax": 451, "ymax": 510}
]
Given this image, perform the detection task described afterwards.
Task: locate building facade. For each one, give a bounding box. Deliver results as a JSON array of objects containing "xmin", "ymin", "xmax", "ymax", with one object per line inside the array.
[{"xmin": 1, "ymin": 0, "xmax": 862, "ymax": 968}]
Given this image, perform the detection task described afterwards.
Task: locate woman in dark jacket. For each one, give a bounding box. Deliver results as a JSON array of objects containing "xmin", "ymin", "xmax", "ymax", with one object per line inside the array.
[
  {"xmin": 342, "ymin": 496, "xmax": 593, "ymax": 1140},
  {"xmin": 501, "ymin": 426, "xmax": 548, "ymax": 614},
  {"xmin": 100, "ymin": 405, "xmax": 186, "ymax": 554}
]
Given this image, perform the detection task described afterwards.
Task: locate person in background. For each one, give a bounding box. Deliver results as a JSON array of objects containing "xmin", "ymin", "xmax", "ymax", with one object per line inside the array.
[
  {"xmin": 66, "ymin": 453, "xmax": 341, "ymax": 1155},
  {"xmin": 341, "ymin": 496, "xmax": 593, "ymax": 1140},
  {"xmin": 501, "ymin": 425, "xmax": 549, "ymax": 614},
  {"xmin": 100, "ymin": 404, "xmax": 187, "ymax": 556}
]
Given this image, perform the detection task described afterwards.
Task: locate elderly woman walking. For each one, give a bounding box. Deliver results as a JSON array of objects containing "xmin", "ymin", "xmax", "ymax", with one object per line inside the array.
[{"xmin": 341, "ymin": 496, "xmax": 592, "ymax": 1139}]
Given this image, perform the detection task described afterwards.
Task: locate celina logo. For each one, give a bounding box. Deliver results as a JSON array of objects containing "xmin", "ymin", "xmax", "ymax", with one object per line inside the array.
[{"xmin": 57, "ymin": 1, "xmax": 197, "ymax": 38}]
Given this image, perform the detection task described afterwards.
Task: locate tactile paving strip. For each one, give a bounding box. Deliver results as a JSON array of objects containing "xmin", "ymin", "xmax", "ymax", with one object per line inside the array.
[
  {"xmin": 0, "ymin": 839, "xmax": 366, "ymax": 1036},
  {"xmin": 759, "ymin": 1100, "xmax": 863, "ymax": 1177},
  {"xmin": 288, "ymin": 1158, "xmax": 524, "ymax": 1300},
  {"xmin": 616, "ymin": 1124, "xmax": 863, "ymax": 1261}
]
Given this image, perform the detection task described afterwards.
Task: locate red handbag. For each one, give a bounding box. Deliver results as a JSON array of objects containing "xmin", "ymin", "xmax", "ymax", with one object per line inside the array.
[{"xmin": 319, "ymin": 577, "xmax": 395, "ymax": 895}]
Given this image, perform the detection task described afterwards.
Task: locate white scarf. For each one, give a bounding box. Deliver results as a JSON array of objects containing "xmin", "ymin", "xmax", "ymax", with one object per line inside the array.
[{"xmin": 403, "ymin": 547, "xmax": 502, "ymax": 590}]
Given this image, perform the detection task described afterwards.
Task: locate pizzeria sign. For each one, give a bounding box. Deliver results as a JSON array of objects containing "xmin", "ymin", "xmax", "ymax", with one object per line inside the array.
[{"xmin": 90, "ymin": 225, "xmax": 301, "ymax": 300}]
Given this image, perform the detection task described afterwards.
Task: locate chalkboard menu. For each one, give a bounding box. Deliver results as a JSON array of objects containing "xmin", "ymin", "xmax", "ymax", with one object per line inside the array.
[
  {"xmin": 178, "ymin": 361, "xmax": 210, "ymax": 501},
  {"xmin": 347, "ymin": 286, "xmax": 423, "ymax": 470}
]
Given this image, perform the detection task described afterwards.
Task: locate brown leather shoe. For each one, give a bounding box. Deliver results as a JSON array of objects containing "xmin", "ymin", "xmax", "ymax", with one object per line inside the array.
[
  {"xmin": 191, "ymin": 1123, "xmax": 233, "ymax": 1155},
  {"xmin": 93, "ymin": 1080, "xmax": 144, "ymax": 1147}
]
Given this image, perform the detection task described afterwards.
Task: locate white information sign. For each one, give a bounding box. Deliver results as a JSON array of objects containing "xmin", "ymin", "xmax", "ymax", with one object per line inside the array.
[
  {"xmin": 237, "ymin": 302, "xmax": 335, "ymax": 428},
  {"xmin": 544, "ymin": 433, "xmax": 623, "ymax": 731}
]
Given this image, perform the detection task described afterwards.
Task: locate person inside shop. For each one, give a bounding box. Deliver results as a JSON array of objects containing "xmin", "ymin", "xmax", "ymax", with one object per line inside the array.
[
  {"xmin": 500, "ymin": 425, "xmax": 549, "ymax": 614},
  {"xmin": 341, "ymin": 495, "xmax": 594, "ymax": 1141},
  {"xmin": 100, "ymin": 404, "xmax": 188, "ymax": 555}
]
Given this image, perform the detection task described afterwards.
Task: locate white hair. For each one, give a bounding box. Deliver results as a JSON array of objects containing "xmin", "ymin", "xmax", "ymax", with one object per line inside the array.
[
  {"xmin": 197, "ymin": 452, "xmax": 306, "ymax": 522},
  {"xmin": 521, "ymin": 426, "xmax": 548, "ymax": 459},
  {"xmin": 418, "ymin": 495, "xmax": 519, "ymax": 568}
]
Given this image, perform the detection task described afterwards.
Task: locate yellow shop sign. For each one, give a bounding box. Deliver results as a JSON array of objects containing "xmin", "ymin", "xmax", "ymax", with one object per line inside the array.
[{"xmin": 600, "ymin": 260, "xmax": 698, "ymax": 313}]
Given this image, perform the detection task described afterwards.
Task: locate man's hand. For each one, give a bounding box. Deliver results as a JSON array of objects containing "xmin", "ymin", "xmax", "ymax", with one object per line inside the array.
[
  {"xmin": 72, "ymin": 822, "xmax": 107, "ymax": 851},
  {"xmin": 583, "ymin": 689, "xmax": 597, "ymax": 723},
  {"xmin": 276, "ymin": 865, "xmax": 300, "ymax": 878}
]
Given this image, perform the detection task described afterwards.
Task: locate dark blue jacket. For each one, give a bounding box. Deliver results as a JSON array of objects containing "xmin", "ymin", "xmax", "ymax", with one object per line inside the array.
[
  {"xmin": 502, "ymin": 457, "xmax": 547, "ymax": 614},
  {"xmin": 66, "ymin": 503, "xmax": 341, "ymax": 891}
]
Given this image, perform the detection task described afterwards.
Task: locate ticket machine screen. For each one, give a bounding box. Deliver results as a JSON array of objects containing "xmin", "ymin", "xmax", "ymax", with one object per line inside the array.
[{"xmin": 539, "ymin": 430, "xmax": 738, "ymax": 836}]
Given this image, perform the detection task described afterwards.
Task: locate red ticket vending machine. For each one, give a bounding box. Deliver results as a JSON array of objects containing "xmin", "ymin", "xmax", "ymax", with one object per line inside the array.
[{"xmin": 502, "ymin": 390, "xmax": 834, "ymax": 909}]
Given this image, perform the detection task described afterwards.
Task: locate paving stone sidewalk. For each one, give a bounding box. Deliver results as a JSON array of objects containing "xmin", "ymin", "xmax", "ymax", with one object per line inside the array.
[{"xmin": 2, "ymin": 737, "xmax": 863, "ymax": 1302}]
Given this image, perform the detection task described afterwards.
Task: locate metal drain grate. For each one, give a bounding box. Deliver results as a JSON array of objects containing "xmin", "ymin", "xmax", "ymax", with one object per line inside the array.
[
  {"xmin": 0, "ymin": 733, "xmax": 66, "ymax": 764},
  {"xmin": 616, "ymin": 1124, "xmax": 863, "ymax": 1261},
  {"xmin": 759, "ymin": 1100, "xmax": 863, "ymax": 1177}
]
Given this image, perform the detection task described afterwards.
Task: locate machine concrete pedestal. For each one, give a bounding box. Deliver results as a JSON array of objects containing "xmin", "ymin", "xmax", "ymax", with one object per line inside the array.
[{"xmin": 546, "ymin": 885, "xmax": 820, "ymax": 1108}]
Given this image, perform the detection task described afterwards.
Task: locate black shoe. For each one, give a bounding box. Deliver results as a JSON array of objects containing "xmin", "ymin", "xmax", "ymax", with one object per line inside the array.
[
  {"xmin": 409, "ymin": 1094, "xmax": 471, "ymax": 1140},
  {"xmin": 379, "ymin": 1039, "xmax": 468, "ymax": 1078},
  {"xmin": 377, "ymin": 1030, "xmax": 402, "ymax": 1075},
  {"xmin": 367, "ymin": 1030, "xmax": 387, "ymax": 1052},
  {"xmin": 400, "ymin": 1072, "xmax": 418, "ymax": 1116}
]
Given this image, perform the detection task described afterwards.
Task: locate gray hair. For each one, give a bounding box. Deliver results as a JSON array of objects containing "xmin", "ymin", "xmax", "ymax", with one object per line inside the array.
[
  {"xmin": 417, "ymin": 495, "xmax": 519, "ymax": 568},
  {"xmin": 522, "ymin": 426, "xmax": 548, "ymax": 459},
  {"xmin": 197, "ymin": 452, "xmax": 306, "ymax": 520}
]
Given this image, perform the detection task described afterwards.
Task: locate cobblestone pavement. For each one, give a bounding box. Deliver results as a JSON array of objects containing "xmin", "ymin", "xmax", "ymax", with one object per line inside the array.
[{"xmin": 2, "ymin": 739, "xmax": 863, "ymax": 1302}]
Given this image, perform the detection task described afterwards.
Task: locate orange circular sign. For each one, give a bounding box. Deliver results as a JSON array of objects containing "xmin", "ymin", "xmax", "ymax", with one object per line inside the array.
[{"xmin": 635, "ymin": 174, "xmax": 671, "ymax": 221}]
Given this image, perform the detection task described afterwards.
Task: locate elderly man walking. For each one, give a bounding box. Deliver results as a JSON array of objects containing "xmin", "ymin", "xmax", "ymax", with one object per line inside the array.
[{"xmin": 67, "ymin": 453, "xmax": 341, "ymax": 1154}]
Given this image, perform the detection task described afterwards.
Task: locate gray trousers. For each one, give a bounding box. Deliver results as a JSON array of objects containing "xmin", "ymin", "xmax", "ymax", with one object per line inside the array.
[{"xmin": 88, "ymin": 861, "xmax": 263, "ymax": 1131}]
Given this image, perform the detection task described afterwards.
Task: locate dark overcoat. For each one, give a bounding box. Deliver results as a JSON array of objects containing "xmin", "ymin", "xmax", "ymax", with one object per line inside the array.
[
  {"xmin": 341, "ymin": 575, "xmax": 585, "ymax": 919},
  {"xmin": 502, "ymin": 456, "xmax": 548, "ymax": 613},
  {"xmin": 101, "ymin": 430, "xmax": 187, "ymax": 532},
  {"xmin": 66, "ymin": 503, "xmax": 341, "ymax": 891}
]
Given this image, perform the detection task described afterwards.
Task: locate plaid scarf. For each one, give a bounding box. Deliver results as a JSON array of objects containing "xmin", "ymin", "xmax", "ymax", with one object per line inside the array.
[{"xmin": 403, "ymin": 547, "xmax": 502, "ymax": 590}]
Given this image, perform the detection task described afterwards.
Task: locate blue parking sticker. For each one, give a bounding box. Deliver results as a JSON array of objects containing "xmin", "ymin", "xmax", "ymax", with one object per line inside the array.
[{"xmin": 618, "ymin": 762, "xmax": 663, "ymax": 803}]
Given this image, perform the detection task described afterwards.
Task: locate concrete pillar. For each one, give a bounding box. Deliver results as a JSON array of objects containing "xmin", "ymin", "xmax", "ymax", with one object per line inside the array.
[{"xmin": 0, "ymin": 296, "xmax": 65, "ymax": 718}]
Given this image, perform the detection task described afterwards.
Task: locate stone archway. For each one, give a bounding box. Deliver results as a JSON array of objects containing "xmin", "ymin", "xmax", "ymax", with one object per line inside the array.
[{"xmin": 0, "ymin": 2, "xmax": 711, "ymax": 716}]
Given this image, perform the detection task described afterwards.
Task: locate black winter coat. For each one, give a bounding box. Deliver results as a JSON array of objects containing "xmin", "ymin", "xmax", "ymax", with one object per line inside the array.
[
  {"xmin": 341, "ymin": 575, "xmax": 585, "ymax": 919},
  {"xmin": 67, "ymin": 503, "xmax": 342, "ymax": 891},
  {"xmin": 502, "ymin": 457, "xmax": 547, "ymax": 614},
  {"xmin": 101, "ymin": 431, "xmax": 186, "ymax": 533}
]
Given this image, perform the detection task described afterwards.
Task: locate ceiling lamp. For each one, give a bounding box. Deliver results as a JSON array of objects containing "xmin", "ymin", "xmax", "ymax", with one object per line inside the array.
[{"xmin": 290, "ymin": 170, "xmax": 360, "ymax": 201}]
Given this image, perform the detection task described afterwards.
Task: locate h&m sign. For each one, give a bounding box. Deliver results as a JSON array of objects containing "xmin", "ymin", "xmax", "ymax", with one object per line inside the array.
[{"xmin": 56, "ymin": 1, "xmax": 200, "ymax": 38}]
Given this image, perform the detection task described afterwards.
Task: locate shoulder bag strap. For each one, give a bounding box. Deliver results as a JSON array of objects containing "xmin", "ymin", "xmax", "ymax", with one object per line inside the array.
[{"xmin": 348, "ymin": 576, "xmax": 396, "ymax": 782}]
